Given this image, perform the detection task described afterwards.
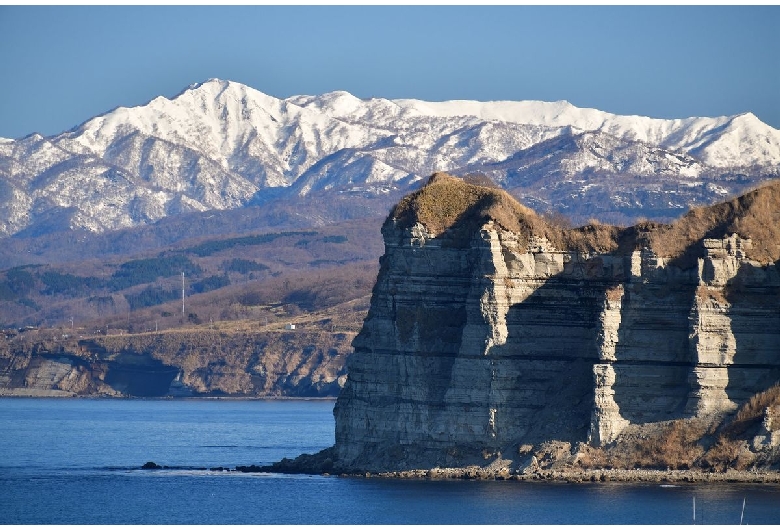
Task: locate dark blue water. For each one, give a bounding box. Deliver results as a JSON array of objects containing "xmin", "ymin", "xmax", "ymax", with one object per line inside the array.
[{"xmin": 1, "ymin": 398, "xmax": 779, "ymax": 525}]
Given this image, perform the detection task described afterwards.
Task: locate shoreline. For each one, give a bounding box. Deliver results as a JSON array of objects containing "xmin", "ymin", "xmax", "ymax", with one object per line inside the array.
[
  {"xmin": 137, "ymin": 464, "xmax": 780, "ymax": 484},
  {"xmin": 230, "ymin": 464, "xmax": 780, "ymax": 484},
  {"xmin": 357, "ymin": 467, "xmax": 780, "ymax": 484},
  {"xmin": 0, "ymin": 391, "xmax": 338, "ymax": 401},
  {"xmin": 253, "ymin": 451, "xmax": 780, "ymax": 484}
]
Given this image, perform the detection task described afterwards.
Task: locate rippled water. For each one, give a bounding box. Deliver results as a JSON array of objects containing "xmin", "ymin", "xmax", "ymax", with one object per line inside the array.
[{"xmin": 1, "ymin": 398, "xmax": 779, "ymax": 524}]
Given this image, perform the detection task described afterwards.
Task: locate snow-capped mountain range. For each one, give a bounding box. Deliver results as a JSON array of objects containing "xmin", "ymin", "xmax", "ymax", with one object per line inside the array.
[{"xmin": 1, "ymin": 78, "xmax": 778, "ymax": 237}]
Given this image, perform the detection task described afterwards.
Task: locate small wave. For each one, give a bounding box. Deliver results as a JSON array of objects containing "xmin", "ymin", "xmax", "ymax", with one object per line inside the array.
[
  {"xmin": 659, "ymin": 484, "xmax": 680, "ymax": 488},
  {"xmin": 99, "ymin": 464, "xmax": 212, "ymax": 472},
  {"xmin": 200, "ymin": 444, "xmax": 281, "ymax": 449},
  {"xmin": 99, "ymin": 466, "xmax": 138, "ymax": 472}
]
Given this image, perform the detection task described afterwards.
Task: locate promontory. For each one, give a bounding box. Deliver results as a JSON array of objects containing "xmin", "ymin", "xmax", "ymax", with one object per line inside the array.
[{"xmin": 271, "ymin": 172, "xmax": 780, "ymax": 480}]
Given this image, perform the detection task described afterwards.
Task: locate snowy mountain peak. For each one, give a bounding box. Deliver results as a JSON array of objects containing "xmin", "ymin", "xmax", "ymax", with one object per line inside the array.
[
  {"xmin": 179, "ymin": 77, "xmax": 235, "ymax": 95},
  {"xmin": 314, "ymin": 90, "xmax": 367, "ymax": 113},
  {"xmin": 728, "ymin": 112, "xmax": 769, "ymax": 130}
]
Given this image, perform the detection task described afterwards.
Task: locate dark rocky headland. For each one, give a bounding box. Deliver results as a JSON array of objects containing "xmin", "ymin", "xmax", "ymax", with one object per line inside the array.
[{"xmin": 270, "ymin": 173, "xmax": 780, "ymax": 481}]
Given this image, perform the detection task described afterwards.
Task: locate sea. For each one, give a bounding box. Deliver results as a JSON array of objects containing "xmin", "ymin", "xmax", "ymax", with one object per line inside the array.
[{"xmin": 1, "ymin": 398, "xmax": 779, "ymax": 526}]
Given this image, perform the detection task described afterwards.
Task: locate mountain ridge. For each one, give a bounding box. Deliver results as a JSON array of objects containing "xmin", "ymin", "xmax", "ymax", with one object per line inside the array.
[{"xmin": 1, "ymin": 78, "xmax": 778, "ymax": 239}]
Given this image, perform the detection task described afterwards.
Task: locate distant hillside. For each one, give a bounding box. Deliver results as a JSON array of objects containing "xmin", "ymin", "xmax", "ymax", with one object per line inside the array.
[
  {"xmin": 0, "ymin": 218, "xmax": 383, "ymax": 330},
  {"xmin": 0, "ymin": 220, "xmax": 382, "ymax": 398}
]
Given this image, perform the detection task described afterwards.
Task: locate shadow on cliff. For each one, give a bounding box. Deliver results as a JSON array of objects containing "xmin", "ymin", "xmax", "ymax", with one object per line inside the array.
[
  {"xmin": 724, "ymin": 261, "xmax": 780, "ymax": 406},
  {"xmin": 489, "ymin": 251, "xmax": 705, "ymax": 446},
  {"xmin": 611, "ymin": 273, "xmax": 697, "ymax": 423},
  {"xmin": 484, "ymin": 271, "xmax": 604, "ymax": 449}
]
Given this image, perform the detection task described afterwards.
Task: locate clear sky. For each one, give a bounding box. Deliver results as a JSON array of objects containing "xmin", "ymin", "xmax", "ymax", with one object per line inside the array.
[{"xmin": 1, "ymin": 5, "xmax": 778, "ymax": 139}]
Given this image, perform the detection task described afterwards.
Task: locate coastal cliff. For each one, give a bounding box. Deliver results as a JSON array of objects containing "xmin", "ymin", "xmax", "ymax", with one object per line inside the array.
[
  {"xmin": 0, "ymin": 326, "xmax": 351, "ymax": 398},
  {"xmin": 316, "ymin": 173, "xmax": 780, "ymax": 475}
]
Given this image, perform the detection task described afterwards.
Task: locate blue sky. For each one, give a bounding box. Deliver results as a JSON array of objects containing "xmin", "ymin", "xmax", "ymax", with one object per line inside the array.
[{"xmin": 1, "ymin": 5, "xmax": 778, "ymax": 139}]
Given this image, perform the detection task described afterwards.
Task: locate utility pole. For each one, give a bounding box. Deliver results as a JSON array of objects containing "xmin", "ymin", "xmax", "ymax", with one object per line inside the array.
[{"xmin": 181, "ymin": 271, "xmax": 185, "ymax": 318}]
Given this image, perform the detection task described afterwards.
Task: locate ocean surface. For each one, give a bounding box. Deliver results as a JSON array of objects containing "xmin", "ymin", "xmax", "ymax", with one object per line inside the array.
[{"xmin": 1, "ymin": 398, "xmax": 779, "ymax": 525}]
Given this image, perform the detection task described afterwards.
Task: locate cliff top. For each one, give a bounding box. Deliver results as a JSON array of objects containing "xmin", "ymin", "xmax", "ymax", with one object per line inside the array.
[
  {"xmin": 390, "ymin": 173, "xmax": 780, "ymax": 265},
  {"xmin": 389, "ymin": 172, "xmax": 537, "ymax": 237},
  {"xmin": 650, "ymin": 179, "xmax": 780, "ymax": 266},
  {"xmin": 389, "ymin": 173, "xmax": 630, "ymax": 254}
]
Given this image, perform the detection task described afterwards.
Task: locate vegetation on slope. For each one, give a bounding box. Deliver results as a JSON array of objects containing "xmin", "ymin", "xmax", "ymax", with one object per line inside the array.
[
  {"xmin": 389, "ymin": 172, "xmax": 628, "ymax": 253},
  {"xmin": 573, "ymin": 384, "xmax": 780, "ymax": 473},
  {"xmin": 392, "ymin": 172, "xmax": 780, "ymax": 266},
  {"xmin": 0, "ymin": 261, "xmax": 376, "ymax": 397},
  {"xmin": 649, "ymin": 180, "xmax": 780, "ymax": 266},
  {"xmin": 390, "ymin": 172, "xmax": 538, "ymax": 237},
  {"xmin": 0, "ymin": 219, "xmax": 383, "ymax": 330}
]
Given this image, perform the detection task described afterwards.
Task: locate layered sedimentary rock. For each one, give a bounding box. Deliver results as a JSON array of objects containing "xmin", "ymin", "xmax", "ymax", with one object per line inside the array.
[{"xmin": 331, "ymin": 173, "xmax": 780, "ymax": 472}]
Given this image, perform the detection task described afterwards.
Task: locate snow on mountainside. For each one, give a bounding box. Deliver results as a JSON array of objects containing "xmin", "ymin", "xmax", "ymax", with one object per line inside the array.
[
  {"xmin": 291, "ymin": 91, "xmax": 780, "ymax": 168},
  {"xmin": 0, "ymin": 78, "xmax": 778, "ymax": 238}
]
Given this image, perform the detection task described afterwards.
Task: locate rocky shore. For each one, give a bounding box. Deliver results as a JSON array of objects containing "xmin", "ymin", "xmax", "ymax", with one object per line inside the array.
[
  {"xmin": 138, "ymin": 454, "xmax": 780, "ymax": 483},
  {"xmin": 236, "ymin": 446, "xmax": 780, "ymax": 484},
  {"xmin": 233, "ymin": 461, "xmax": 780, "ymax": 484},
  {"xmin": 363, "ymin": 467, "xmax": 780, "ymax": 484}
]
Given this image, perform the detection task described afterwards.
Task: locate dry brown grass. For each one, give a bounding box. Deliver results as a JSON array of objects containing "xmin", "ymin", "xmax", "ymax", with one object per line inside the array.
[
  {"xmin": 576, "ymin": 385, "xmax": 780, "ymax": 472},
  {"xmin": 694, "ymin": 383, "xmax": 780, "ymax": 470},
  {"xmin": 700, "ymin": 436, "xmax": 751, "ymax": 471},
  {"xmin": 391, "ymin": 173, "xmax": 630, "ymax": 254},
  {"xmin": 577, "ymin": 419, "xmax": 709, "ymax": 471},
  {"xmin": 573, "ymin": 444, "xmax": 606, "ymax": 469},
  {"xmin": 621, "ymin": 419, "xmax": 707, "ymax": 470},
  {"xmin": 391, "ymin": 173, "xmax": 780, "ymax": 265},
  {"xmin": 735, "ymin": 383, "xmax": 780, "ymax": 423},
  {"xmin": 390, "ymin": 172, "xmax": 539, "ymax": 241},
  {"xmin": 541, "ymin": 210, "xmax": 573, "ymax": 230},
  {"xmin": 720, "ymin": 383, "xmax": 780, "ymax": 439},
  {"xmin": 650, "ymin": 180, "xmax": 780, "ymax": 266},
  {"xmin": 558, "ymin": 223, "xmax": 622, "ymax": 254},
  {"xmin": 696, "ymin": 285, "xmax": 729, "ymax": 305}
]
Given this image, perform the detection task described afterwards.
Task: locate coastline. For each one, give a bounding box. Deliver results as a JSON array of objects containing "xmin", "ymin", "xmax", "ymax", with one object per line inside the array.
[
  {"xmin": 255, "ymin": 449, "xmax": 780, "ymax": 484},
  {"xmin": 357, "ymin": 467, "xmax": 780, "ymax": 484},
  {"xmin": 238, "ymin": 463, "xmax": 780, "ymax": 484},
  {"xmin": 0, "ymin": 391, "xmax": 338, "ymax": 401}
]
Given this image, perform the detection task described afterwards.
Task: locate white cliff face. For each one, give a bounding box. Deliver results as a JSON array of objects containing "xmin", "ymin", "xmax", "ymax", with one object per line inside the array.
[
  {"xmin": 2, "ymin": 79, "xmax": 779, "ymax": 237},
  {"xmin": 333, "ymin": 219, "xmax": 780, "ymax": 471},
  {"xmin": 589, "ymin": 364, "xmax": 630, "ymax": 446},
  {"xmin": 684, "ymin": 236, "xmax": 780, "ymax": 419}
]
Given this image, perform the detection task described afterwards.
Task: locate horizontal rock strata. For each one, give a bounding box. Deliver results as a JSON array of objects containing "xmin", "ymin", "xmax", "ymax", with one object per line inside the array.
[{"xmin": 330, "ymin": 174, "xmax": 780, "ymax": 473}]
